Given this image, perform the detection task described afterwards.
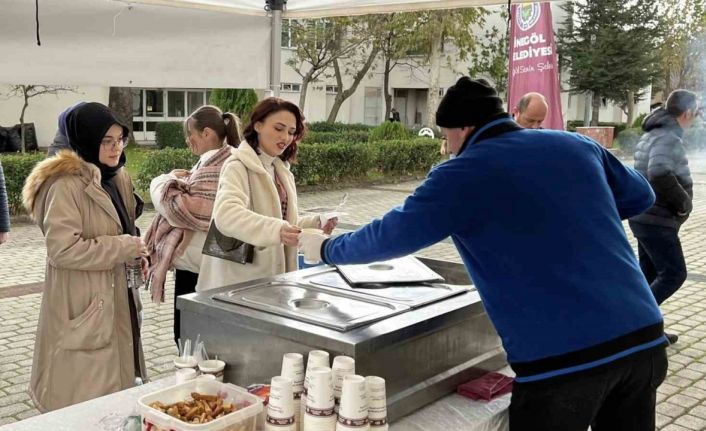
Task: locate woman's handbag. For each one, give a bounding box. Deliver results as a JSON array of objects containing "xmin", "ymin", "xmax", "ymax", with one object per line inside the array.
[{"xmin": 202, "ymin": 167, "xmax": 255, "ymax": 264}]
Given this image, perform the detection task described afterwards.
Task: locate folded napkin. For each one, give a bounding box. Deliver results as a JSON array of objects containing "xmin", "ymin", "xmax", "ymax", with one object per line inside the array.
[{"xmin": 457, "ymin": 372, "xmax": 513, "ymax": 401}]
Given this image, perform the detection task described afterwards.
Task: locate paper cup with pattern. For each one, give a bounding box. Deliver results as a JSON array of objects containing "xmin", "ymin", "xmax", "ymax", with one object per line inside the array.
[
  {"xmin": 302, "ymin": 351, "xmax": 330, "ymax": 426},
  {"xmin": 282, "ymin": 353, "xmax": 305, "ymax": 430},
  {"xmin": 365, "ymin": 376, "xmax": 388, "ymax": 431},
  {"xmin": 331, "ymin": 356, "xmax": 355, "ymax": 413},
  {"xmin": 336, "ymin": 375, "xmax": 369, "ymax": 431},
  {"xmin": 198, "ymin": 359, "xmax": 225, "ymax": 382},
  {"xmin": 265, "ymin": 376, "xmax": 296, "ymax": 431}
]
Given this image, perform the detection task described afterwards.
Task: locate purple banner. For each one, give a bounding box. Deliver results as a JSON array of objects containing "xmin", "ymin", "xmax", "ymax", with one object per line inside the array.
[{"xmin": 508, "ymin": 2, "xmax": 564, "ymax": 130}]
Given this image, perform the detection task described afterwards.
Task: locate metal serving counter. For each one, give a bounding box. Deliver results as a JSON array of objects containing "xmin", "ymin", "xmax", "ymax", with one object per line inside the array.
[{"xmin": 178, "ymin": 257, "xmax": 506, "ymax": 422}]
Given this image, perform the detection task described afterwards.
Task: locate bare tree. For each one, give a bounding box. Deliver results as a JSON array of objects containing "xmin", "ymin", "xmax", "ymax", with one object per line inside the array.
[
  {"xmin": 286, "ymin": 18, "xmax": 360, "ymax": 112},
  {"xmin": 109, "ymin": 87, "xmax": 134, "ymax": 144},
  {"xmin": 5, "ymin": 85, "xmax": 76, "ymax": 153}
]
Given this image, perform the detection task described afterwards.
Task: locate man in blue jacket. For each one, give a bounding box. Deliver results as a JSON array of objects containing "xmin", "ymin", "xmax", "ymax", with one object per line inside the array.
[{"xmin": 300, "ymin": 77, "xmax": 667, "ymax": 430}]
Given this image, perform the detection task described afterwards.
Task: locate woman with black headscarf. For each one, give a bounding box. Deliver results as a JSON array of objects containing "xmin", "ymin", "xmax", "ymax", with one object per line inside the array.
[{"xmin": 22, "ymin": 102, "xmax": 148, "ymax": 412}]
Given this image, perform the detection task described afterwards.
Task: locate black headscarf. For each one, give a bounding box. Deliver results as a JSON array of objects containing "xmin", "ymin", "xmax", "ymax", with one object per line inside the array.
[{"xmin": 65, "ymin": 102, "xmax": 133, "ymax": 235}]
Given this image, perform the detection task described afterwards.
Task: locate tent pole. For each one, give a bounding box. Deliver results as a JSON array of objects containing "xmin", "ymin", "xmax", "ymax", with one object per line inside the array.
[{"xmin": 267, "ymin": 0, "xmax": 285, "ymax": 98}]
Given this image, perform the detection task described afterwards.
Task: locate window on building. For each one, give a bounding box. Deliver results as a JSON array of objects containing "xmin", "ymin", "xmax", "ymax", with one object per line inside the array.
[
  {"xmin": 281, "ymin": 83, "xmax": 302, "ymax": 92},
  {"xmin": 168, "ymin": 91, "xmax": 186, "ymax": 118},
  {"xmin": 145, "ymin": 90, "xmax": 164, "ymax": 117},
  {"xmin": 146, "ymin": 122, "xmax": 159, "ymax": 132},
  {"xmin": 187, "ymin": 91, "xmax": 204, "ymax": 114},
  {"xmin": 133, "ymin": 121, "xmax": 144, "ymax": 132},
  {"xmin": 438, "ymin": 88, "xmax": 445, "ymax": 96},
  {"xmin": 364, "ymin": 87, "xmax": 382, "ymax": 125},
  {"xmin": 132, "ymin": 89, "xmax": 143, "ymax": 117},
  {"xmin": 282, "ymin": 19, "xmax": 293, "ymax": 48},
  {"xmin": 326, "ymin": 85, "xmax": 339, "ymax": 94}
]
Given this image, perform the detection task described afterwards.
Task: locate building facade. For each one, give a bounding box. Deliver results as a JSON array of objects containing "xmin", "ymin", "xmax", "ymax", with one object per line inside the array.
[{"xmin": 0, "ymin": 5, "xmax": 649, "ymax": 148}]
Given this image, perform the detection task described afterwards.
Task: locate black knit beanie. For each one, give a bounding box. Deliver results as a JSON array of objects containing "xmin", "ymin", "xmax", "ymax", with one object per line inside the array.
[
  {"xmin": 436, "ymin": 77, "xmax": 505, "ymax": 128},
  {"xmin": 65, "ymin": 102, "xmax": 129, "ymax": 166}
]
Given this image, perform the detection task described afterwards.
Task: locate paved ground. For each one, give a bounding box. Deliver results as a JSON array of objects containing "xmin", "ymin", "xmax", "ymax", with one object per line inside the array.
[{"xmin": 1, "ymin": 155, "xmax": 706, "ymax": 429}]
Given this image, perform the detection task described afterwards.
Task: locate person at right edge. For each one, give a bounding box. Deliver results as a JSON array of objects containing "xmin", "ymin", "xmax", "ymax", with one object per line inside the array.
[
  {"xmin": 300, "ymin": 77, "xmax": 668, "ymax": 430},
  {"xmin": 629, "ymin": 89, "xmax": 698, "ymax": 345}
]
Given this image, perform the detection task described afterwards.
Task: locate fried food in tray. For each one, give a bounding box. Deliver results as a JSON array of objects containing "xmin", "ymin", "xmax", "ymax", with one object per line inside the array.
[{"xmin": 148, "ymin": 392, "xmax": 240, "ymax": 424}]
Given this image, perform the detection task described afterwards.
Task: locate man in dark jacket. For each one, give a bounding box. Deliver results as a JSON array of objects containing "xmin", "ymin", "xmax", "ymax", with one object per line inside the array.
[
  {"xmin": 300, "ymin": 77, "xmax": 667, "ymax": 430},
  {"xmin": 0, "ymin": 160, "xmax": 9, "ymax": 245},
  {"xmin": 629, "ymin": 89, "xmax": 698, "ymax": 344}
]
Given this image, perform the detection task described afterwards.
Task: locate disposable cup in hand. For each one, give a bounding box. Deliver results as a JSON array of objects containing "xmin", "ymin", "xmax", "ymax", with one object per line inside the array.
[{"xmin": 300, "ymin": 229, "xmax": 326, "ymax": 264}]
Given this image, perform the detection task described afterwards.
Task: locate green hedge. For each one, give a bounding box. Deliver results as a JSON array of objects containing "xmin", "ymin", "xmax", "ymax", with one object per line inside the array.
[
  {"xmin": 292, "ymin": 138, "xmax": 442, "ymax": 185},
  {"xmin": 133, "ymin": 139, "xmax": 440, "ymax": 190},
  {"xmin": 301, "ymin": 131, "xmax": 370, "ymax": 145},
  {"xmin": 0, "ymin": 152, "xmax": 46, "ymax": 215},
  {"xmin": 368, "ymin": 121, "xmax": 410, "ymax": 142},
  {"xmin": 372, "ymin": 139, "xmax": 441, "ymax": 174},
  {"xmin": 292, "ymin": 143, "xmax": 374, "ymax": 185},
  {"xmin": 155, "ymin": 122, "xmax": 186, "ymax": 149},
  {"xmin": 135, "ymin": 148, "xmax": 198, "ymax": 191},
  {"xmin": 566, "ymin": 121, "xmax": 628, "ymax": 136},
  {"xmin": 307, "ymin": 122, "xmax": 373, "ymax": 133}
]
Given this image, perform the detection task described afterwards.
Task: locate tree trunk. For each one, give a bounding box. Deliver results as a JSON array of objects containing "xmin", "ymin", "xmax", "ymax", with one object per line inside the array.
[
  {"xmin": 383, "ymin": 56, "xmax": 392, "ymax": 122},
  {"xmin": 327, "ymin": 46, "xmax": 380, "ymax": 123},
  {"xmin": 591, "ymin": 91, "xmax": 601, "ymax": 126},
  {"xmin": 583, "ymin": 92, "xmax": 592, "ymax": 127},
  {"xmin": 20, "ymin": 92, "xmax": 28, "ymax": 154},
  {"xmin": 426, "ymin": 17, "xmax": 443, "ymax": 128},
  {"xmin": 298, "ymin": 69, "xmax": 315, "ymax": 113},
  {"xmin": 108, "ymin": 87, "xmax": 134, "ymax": 143},
  {"xmin": 626, "ymin": 90, "xmax": 635, "ymax": 126}
]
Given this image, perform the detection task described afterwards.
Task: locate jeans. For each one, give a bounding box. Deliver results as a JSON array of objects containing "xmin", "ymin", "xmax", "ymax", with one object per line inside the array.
[
  {"xmin": 509, "ymin": 347, "xmax": 667, "ymax": 431},
  {"xmin": 629, "ymin": 222, "xmax": 687, "ymax": 305}
]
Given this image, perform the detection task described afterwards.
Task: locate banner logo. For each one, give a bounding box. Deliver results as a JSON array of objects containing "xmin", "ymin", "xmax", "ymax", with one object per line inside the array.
[{"xmin": 517, "ymin": 3, "xmax": 541, "ymax": 31}]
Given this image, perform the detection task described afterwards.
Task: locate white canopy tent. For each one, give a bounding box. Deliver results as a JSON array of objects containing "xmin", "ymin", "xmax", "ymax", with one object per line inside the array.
[{"xmin": 0, "ymin": 0, "xmax": 538, "ymax": 92}]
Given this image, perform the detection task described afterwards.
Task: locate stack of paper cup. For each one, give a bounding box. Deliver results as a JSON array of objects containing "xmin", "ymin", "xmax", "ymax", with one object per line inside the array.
[
  {"xmin": 336, "ymin": 375, "xmax": 369, "ymax": 431},
  {"xmin": 303, "ymin": 367, "xmax": 336, "ymax": 431},
  {"xmin": 302, "ymin": 351, "xmax": 330, "ymax": 428},
  {"xmin": 266, "ymin": 376, "xmax": 296, "ymax": 431},
  {"xmin": 365, "ymin": 377, "xmax": 388, "ymax": 431},
  {"xmin": 331, "ymin": 356, "xmax": 355, "ymax": 414},
  {"xmin": 281, "ymin": 353, "xmax": 305, "ymax": 431}
]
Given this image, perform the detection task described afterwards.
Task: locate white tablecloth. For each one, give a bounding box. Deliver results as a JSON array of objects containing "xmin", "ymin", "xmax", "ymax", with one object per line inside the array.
[{"xmin": 0, "ymin": 376, "xmax": 509, "ymax": 431}]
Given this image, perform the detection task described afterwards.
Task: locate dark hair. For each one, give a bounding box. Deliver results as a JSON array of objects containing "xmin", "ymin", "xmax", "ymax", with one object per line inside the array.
[
  {"xmin": 242, "ymin": 97, "xmax": 306, "ymax": 162},
  {"xmin": 666, "ymin": 90, "xmax": 698, "ymax": 117},
  {"xmin": 185, "ymin": 105, "xmax": 242, "ymax": 148}
]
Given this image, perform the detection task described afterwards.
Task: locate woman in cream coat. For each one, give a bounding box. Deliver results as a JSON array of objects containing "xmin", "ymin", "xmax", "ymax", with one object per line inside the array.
[{"xmin": 197, "ymin": 98, "xmax": 336, "ymax": 291}]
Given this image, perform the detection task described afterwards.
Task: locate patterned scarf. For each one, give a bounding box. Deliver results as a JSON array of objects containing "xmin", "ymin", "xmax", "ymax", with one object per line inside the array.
[{"xmin": 144, "ymin": 145, "xmax": 231, "ymax": 303}]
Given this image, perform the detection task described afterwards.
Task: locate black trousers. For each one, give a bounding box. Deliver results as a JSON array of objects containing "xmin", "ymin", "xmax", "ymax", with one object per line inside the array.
[
  {"xmin": 629, "ymin": 222, "xmax": 687, "ymax": 305},
  {"xmin": 174, "ymin": 269, "xmax": 199, "ymax": 344},
  {"xmin": 509, "ymin": 346, "xmax": 667, "ymax": 431}
]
